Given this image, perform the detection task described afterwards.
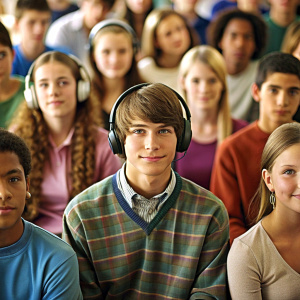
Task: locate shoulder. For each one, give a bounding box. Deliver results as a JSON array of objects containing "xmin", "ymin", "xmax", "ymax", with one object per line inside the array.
[
  {"xmin": 64, "ymin": 176, "xmax": 114, "ymax": 215},
  {"xmin": 180, "ymin": 177, "xmax": 229, "ymax": 225},
  {"xmin": 27, "ymin": 221, "xmax": 76, "ymax": 259},
  {"xmin": 48, "ymin": 10, "xmax": 83, "ymax": 30},
  {"xmin": 138, "ymin": 57, "xmax": 156, "ymax": 69}
]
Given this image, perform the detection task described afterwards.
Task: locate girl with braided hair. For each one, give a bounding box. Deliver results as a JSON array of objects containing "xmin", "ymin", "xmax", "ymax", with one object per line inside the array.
[{"xmin": 10, "ymin": 51, "xmax": 121, "ymax": 236}]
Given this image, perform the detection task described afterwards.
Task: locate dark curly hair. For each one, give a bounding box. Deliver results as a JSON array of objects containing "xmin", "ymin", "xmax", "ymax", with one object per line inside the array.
[{"xmin": 207, "ymin": 8, "xmax": 267, "ymax": 60}]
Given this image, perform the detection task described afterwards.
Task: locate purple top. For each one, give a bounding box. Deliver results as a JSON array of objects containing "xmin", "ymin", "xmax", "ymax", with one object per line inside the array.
[{"xmin": 175, "ymin": 119, "xmax": 248, "ymax": 190}]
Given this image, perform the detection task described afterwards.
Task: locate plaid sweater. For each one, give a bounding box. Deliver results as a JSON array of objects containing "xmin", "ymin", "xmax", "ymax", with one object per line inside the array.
[{"xmin": 63, "ymin": 172, "xmax": 229, "ymax": 300}]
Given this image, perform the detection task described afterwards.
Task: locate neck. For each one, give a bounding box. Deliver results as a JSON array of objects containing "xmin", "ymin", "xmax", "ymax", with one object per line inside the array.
[
  {"xmin": 226, "ymin": 60, "xmax": 249, "ymax": 75},
  {"xmin": 157, "ymin": 53, "xmax": 182, "ymax": 68},
  {"xmin": 0, "ymin": 78, "xmax": 20, "ymax": 102},
  {"xmin": 257, "ymin": 118, "xmax": 293, "ymax": 134},
  {"xmin": 125, "ymin": 164, "xmax": 172, "ymax": 199},
  {"xmin": 270, "ymin": 9, "xmax": 296, "ymax": 27},
  {"xmin": 20, "ymin": 41, "xmax": 45, "ymax": 61},
  {"xmin": 45, "ymin": 114, "xmax": 75, "ymax": 146},
  {"xmin": 0, "ymin": 218, "xmax": 23, "ymax": 248}
]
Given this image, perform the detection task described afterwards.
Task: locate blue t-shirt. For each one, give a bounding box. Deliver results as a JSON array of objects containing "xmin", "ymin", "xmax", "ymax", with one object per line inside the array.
[
  {"xmin": 12, "ymin": 44, "xmax": 71, "ymax": 77},
  {"xmin": 0, "ymin": 219, "xmax": 82, "ymax": 300}
]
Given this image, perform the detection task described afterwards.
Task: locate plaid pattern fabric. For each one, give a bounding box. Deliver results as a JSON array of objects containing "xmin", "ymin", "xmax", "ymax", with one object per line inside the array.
[{"xmin": 63, "ymin": 173, "xmax": 230, "ymax": 300}]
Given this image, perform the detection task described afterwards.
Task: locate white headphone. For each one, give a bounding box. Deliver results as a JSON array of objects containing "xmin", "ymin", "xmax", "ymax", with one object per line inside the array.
[{"xmin": 24, "ymin": 51, "xmax": 91, "ymax": 109}]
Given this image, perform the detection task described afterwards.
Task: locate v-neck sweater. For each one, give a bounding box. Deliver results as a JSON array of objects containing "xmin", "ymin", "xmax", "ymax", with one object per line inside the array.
[{"xmin": 63, "ymin": 172, "xmax": 229, "ymax": 299}]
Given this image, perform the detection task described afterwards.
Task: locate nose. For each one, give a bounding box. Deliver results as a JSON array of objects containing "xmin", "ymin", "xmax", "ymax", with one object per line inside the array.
[
  {"xmin": 198, "ymin": 81, "xmax": 209, "ymax": 93},
  {"xmin": 235, "ymin": 36, "xmax": 245, "ymax": 48},
  {"xmin": 145, "ymin": 132, "xmax": 160, "ymax": 150},
  {"xmin": 48, "ymin": 83, "xmax": 59, "ymax": 96},
  {"xmin": 33, "ymin": 22, "xmax": 45, "ymax": 35},
  {"xmin": 277, "ymin": 91, "xmax": 289, "ymax": 107},
  {"xmin": 0, "ymin": 181, "xmax": 12, "ymax": 204}
]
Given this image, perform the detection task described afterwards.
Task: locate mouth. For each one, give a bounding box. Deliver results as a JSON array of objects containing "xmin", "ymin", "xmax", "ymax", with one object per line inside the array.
[
  {"xmin": 140, "ymin": 156, "xmax": 165, "ymax": 162},
  {"xmin": 0, "ymin": 206, "xmax": 15, "ymax": 215}
]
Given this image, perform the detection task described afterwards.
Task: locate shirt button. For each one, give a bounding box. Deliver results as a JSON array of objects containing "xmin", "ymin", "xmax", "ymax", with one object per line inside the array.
[{"xmin": 148, "ymin": 209, "xmax": 153, "ymax": 215}]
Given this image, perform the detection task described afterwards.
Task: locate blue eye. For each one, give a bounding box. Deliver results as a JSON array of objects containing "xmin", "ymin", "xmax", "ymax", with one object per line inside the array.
[{"xmin": 284, "ymin": 169, "xmax": 295, "ymax": 175}]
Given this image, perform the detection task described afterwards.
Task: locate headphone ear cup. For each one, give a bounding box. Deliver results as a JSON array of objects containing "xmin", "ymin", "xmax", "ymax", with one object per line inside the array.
[
  {"xmin": 24, "ymin": 83, "xmax": 39, "ymax": 109},
  {"xmin": 176, "ymin": 119, "xmax": 192, "ymax": 152},
  {"xmin": 77, "ymin": 80, "xmax": 91, "ymax": 102},
  {"xmin": 108, "ymin": 129, "xmax": 123, "ymax": 155}
]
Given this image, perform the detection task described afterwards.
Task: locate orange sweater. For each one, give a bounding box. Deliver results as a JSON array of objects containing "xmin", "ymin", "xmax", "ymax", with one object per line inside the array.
[{"xmin": 210, "ymin": 121, "xmax": 270, "ymax": 244}]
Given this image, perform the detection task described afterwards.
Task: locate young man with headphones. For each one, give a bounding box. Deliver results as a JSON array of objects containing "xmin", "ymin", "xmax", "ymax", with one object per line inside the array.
[{"xmin": 63, "ymin": 83, "xmax": 230, "ymax": 299}]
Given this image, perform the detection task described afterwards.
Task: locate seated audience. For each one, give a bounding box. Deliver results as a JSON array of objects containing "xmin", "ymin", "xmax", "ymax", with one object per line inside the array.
[
  {"xmin": 46, "ymin": 0, "xmax": 116, "ymax": 74},
  {"xmin": 0, "ymin": 128, "xmax": 82, "ymax": 300},
  {"xmin": 207, "ymin": 9, "xmax": 267, "ymax": 122},
  {"xmin": 0, "ymin": 21, "xmax": 25, "ymax": 128},
  {"xmin": 11, "ymin": 0, "xmax": 67, "ymax": 77},
  {"xmin": 175, "ymin": 45, "xmax": 247, "ymax": 190},
  {"xmin": 138, "ymin": 8, "xmax": 197, "ymax": 91},
  {"xmin": 10, "ymin": 51, "xmax": 121, "ymax": 236},
  {"xmin": 210, "ymin": 52, "xmax": 300, "ymax": 244},
  {"xmin": 227, "ymin": 122, "xmax": 300, "ymax": 299},
  {"xmin": 89, "ymin": 19, "xmax": 143, "ymax": 130},
  {"xmin": 263, "ymin": 0, "xmax": 300, "ymax": 55},
  {"xmin": 63, "ymin": 82, "xmax": 230, "ymax": 299}
]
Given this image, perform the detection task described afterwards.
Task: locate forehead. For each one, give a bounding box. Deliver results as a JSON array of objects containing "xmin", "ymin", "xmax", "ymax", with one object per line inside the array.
[
  {"xmin": 94, "ymin": 31, "xmax": 132, "ymax": 46},
  {"xmin": 0, "ymin": 152, "xmax": 24, "ymax": 176},
  {"xmin": 273, "ymin": 143, "xmax": 300, "ymax": 168},
  {"xmin": 157, "ymin": 14, "xmax": 185, "ymax": 30},
  {"xmin": 262, "ymin": 72, "xmax": 300, "ymax": 88},
  {"xmin": 224, "ymin": 18, "xmax": 254, "ymax": 34},
  {"xmin": 19, "ymin": 9, "xmax": 51, "ymax": 20},
  {"xmin": 34, "ymin": 61, "xmax": 74, "ymax": 78}
]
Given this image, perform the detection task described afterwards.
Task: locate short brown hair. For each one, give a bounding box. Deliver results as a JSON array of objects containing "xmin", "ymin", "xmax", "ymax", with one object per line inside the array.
[
  {"xmin": 115, "ymin": 83, "xmax": 185, "ymax": 158},
  {"xmin": 15, "ymin": 0, "xmax": 50, "ymax": 20}
]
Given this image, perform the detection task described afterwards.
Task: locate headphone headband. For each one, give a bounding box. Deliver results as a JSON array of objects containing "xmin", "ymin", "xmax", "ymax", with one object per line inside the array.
[
  {"xmin": 108, "ymin": 83, "xmax": 192, "ymax": 155},
  {"xmin": 89, "ymin": 19, "xmax": 140, "ymax": 54}
]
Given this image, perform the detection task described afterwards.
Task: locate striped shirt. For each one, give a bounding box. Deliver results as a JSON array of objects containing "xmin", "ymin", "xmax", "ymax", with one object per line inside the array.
[
  {"xmin": 63, "ymin": 172, "xmax": 230, "ymax": 299},
  {"xmin": 117, "ymin": 163, "xmax": 176, "ymax": 223}
]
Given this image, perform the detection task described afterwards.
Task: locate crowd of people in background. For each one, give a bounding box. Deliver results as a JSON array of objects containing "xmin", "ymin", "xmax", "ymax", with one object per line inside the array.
[{"xmin": 0, "ymin": 0, "xmax": 300, "ymax": 299}]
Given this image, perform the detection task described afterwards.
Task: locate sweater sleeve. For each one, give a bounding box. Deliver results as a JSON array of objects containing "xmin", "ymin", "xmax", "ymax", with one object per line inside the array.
[
  {"xmin": 210, "ymin": 140, "xmax": 247, "ymax": 244},
  {"xmin": 190, "ymin": 202, "xmax": 230, "ymax": 300},
  {"xmin": 227, "ymin": 239, "xmax": 262, "ymax": 300},
  {"xmin": 62, "ymin": 206, "xmax": 103, "ymax": 299}
]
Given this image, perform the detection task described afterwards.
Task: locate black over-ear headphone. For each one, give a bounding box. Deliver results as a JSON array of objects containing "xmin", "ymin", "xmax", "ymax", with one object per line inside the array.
[
  {"xmin": 24, "ymin": 51, "xmax": 91, "ymax": 109},
  {"xmin": 89, "ymin": 19, "xmax": 140, "ymax": 55},
  {"xmin": 108, "ymin": 83, "xmax": 192, "ymax": 155}
]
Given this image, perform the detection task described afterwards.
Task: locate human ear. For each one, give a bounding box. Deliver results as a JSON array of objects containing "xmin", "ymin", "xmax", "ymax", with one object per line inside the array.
[
  {"xmin": 26, "ymin": 176, "xmax": 30, "ymax": 193},
  {"xmin": 178, "ymin": 76, "xmax": 186, "ymax": 92},
  {"xmin": 262, "ymin": 169, "xmax": 274, "ymax": 192},
  {"xmin": 251, "ymin": 83, "xmax": 261, "ymax": 103}
]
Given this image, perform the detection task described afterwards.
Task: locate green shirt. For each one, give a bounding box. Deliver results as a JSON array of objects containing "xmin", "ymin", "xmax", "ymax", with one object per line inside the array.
[{"xmin": 0, "ymin": 76, "xmax": 25, "ymax": 128}]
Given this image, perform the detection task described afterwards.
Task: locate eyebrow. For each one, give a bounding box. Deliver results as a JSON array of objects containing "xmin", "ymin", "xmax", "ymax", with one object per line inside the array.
[
  {"xmin": 267, "ymin": 84, "xmax": 300, "ymax": 90},
  {"xmin": 5, "ymin": 169, "xmax": 24, "ymax": 176},
  {"xmin": 37, "ymin": 76, "xmax": 69, "ymax": 82},
  {"xmin": 130, "ymin": 124, "xmax": 171, "ymax": 128}
]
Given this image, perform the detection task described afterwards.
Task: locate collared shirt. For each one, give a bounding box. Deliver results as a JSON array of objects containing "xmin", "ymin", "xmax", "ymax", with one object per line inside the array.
[
  {"xmin": 35, "ymin": 127, "xmax": 121, "ymax": 234},
  {"xmin": 117, "ymin": 163, "xmax": 176, "ymax": 223}
]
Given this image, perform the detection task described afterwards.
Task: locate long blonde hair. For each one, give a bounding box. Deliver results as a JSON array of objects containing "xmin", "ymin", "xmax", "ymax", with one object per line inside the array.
[
  {"xmin": 281, "ymin": 21, "xmax": 300, "ymax": 55},
  {"xmin": 178, "ymin": 45, "xmax": 232, "ymax": 144},
  {"xmin": 10, "ymin": 51, "xmax": 102, "ymax": 221},
  {"xmin": 253, "ymin": 123, "xmax": 300, "ymax": 223}
]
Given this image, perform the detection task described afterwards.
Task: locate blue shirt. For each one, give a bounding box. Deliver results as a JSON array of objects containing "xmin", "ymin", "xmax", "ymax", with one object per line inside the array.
[
  {"xmin": 12, "ymin": 44, "xmax": 71, "ymax": 77},
  {"xmin": 0, "ymin": 219, "xmax": 82, "ymax": 300}
]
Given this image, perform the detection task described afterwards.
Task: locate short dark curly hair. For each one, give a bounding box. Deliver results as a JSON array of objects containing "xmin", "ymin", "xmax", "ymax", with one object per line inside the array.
[
  {"xmin": 0, "ymin": 129, "xmax": 31, "ymax": 177},
  {"xmin": 207, "ymin": 9, "xmax": 267, "ymax": 60}
]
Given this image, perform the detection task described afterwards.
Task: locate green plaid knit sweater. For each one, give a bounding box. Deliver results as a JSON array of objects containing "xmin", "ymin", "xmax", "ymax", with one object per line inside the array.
[{"xmin": 63, "ymin": 172, "xmax": 229, "ymax": 300}]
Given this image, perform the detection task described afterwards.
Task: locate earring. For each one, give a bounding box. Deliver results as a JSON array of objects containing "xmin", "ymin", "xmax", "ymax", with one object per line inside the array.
[
  {"xmin": 270, "ymin": 192, "xmax": 276, "ymax": 210},
  {"xmin": 26, "ymin": 191, "xmax": 31, "ymax": 199}
]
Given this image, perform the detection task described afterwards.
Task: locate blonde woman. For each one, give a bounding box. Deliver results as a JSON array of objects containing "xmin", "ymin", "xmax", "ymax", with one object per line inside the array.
[
  {"xmin": 175, "ymin": 45, "xmax": 247, "ymax": 189},
  {"xmin": 228, "ymin": 123, "xmax": 300, "ymax": 299},
  {"xmin": 10, "ymin": 51, "xmax": 121, "ymax": 235}
]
